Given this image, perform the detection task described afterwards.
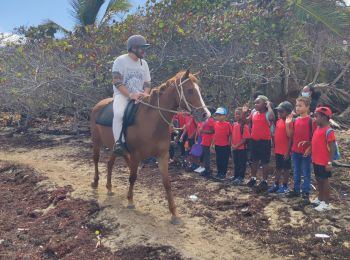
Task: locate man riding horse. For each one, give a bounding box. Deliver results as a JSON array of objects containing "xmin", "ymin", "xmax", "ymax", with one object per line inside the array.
[{"xmin": 112, "ymin": 35, "xmax": 152, "ymax": 155}]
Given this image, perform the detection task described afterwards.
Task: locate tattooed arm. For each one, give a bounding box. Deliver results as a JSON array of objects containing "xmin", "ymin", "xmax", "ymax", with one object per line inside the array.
[{"xmin": 143, "ymin": 81, "xmax": 151, "ymax": 94}]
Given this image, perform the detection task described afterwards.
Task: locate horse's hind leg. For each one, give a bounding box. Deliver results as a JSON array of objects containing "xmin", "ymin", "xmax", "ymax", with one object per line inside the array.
[
  {"xmin": 91, "ymin": 140, "xmax": 101, "ymax": 188},
  {"xmin": 127, "ymin": 157, "xmax": 139, "ymax": 209},
  {"xmin": 158, "ymin": 152, "xmax": 180, "ymax": 225},
  {"xmin": 106, "ymin": 154, "xmax": 117, "ymax": 196}
]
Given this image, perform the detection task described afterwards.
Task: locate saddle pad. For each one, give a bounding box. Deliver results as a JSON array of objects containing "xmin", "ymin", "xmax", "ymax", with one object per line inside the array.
[
  {"xmin": 95, "ymin": 101, "xmax": 113, "ymax": 127},
  {"xmin": 95, "ymin": 100, "xmax": 140, "ymax": 136}
]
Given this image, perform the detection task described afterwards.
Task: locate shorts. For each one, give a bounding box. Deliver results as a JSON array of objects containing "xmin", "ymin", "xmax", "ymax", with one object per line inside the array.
[
  {"xmin": 313, "ymin": 164, "xmax": 332, "ymax": 179},
  {"xmin": 275, "ymin": 154, "xmax": 291, "ymax": 170},
  {"xmin": 250, "ymin": 139, "xmax": 271, "ymax": 165}
]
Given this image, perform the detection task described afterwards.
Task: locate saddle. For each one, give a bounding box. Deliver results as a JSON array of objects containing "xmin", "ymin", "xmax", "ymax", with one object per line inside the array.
[{"xmin": 96, "ymin": 100, "xmax": 139, "ymax": 149}]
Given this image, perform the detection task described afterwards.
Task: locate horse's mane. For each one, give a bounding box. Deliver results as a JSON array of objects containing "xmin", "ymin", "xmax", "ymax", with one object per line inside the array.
[{"xmin": 145, "ymin": 71, "xmax": 199, "ymax": 104}]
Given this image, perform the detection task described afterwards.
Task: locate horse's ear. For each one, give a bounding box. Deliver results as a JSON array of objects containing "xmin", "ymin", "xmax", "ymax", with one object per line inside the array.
[
  {"xmin": 183, "ymin": 69, "xmax": 190, "ymax": 79},
  {"xmin": 193, "ymin": 71, "xmax": 200, "ymax": 78}
]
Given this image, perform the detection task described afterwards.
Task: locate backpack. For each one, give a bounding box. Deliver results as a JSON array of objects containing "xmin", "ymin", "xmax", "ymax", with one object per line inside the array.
[
  {"xmin": 252, "ymin": 111, "xmax": 275, "ymax": 136},
  {"xmin": 326, "ymin": 128, "xmax": 340, "ymax": 160}
]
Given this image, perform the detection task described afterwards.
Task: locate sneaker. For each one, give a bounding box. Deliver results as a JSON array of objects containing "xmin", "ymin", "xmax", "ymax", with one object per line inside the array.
[
  {"xmin": 268, "ymin": 184, "xmax": 279, "ymax": 193},
  {"xmin": 276, "ymin": 185, "xmax": 289, "ymax": 194},
  {"xmin": 256, "ymin": 180, "xmax": 268, "ymax": 193},
  {"xmin": 287, "ymin": 190, "xmax": 300, "ymax": 198},
  {"xmin": 232, "ymin": 178, "xmax": 241, "ymax": 185},
  {"xmin": 214, "ymin": 174, "xmax": 226, "ymax": 181},
  {"xmin": 315, "ymin": 201, "xmax": 331, "ymax": 212},
  {"xmin": 113, "ymin": 141, "xmax": 124, "ymax": 155},
  {"xmin": 246, "ymin": 178, "xmax": 257, "ymax": 188},
  {"xmin": 302, "ymin": 192, "xmax": 310, "ymax": 204},
  {"xmin": 310, "ymin": 197, "xmax": 322, "ymax": 207},
  {"xmin": 194, "ymin": 166, "xmax": 206, "ymax": 173}
]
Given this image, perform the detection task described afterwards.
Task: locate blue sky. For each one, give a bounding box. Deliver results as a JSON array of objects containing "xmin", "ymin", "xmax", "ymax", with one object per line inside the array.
[{"xmin": 0, "ymin": 0, "xmax": 147, "ymax": 33}]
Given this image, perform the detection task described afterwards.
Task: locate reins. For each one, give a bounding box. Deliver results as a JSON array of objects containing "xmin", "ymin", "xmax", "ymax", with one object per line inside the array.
[{"xmin": 138, "ymin": 77, "xmax": 206, "ymax": 130}]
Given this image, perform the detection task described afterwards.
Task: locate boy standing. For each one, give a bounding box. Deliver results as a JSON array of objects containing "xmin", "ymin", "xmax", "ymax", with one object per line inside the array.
[
  {"xmin": 311, "ymin": 107, "xmax": 337, "ymax": 211},
  {"xmin": 287, "ymin": 97, "xmax": 314, "ymax": 203},
  {"xmin": 246, "ymin": 95, "xmax": 275, "ymax": 192},
  {"xmin": 199, "ymin": 109, "xmax": 216, "ymax": 177},
  {"xmin": 268, "ymin": 101, "xmax": 293, "ymax": 193},
  {"xmin": 231, "ymin": 108, "xmax": 251, "ymax": 185},
  {"xmin": 213, "ymin": 107, "xmax": 231, "ymax": 180}
]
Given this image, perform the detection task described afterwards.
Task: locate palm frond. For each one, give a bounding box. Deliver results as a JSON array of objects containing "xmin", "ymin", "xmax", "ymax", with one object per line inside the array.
[
  {"xmin": 41, "ymin": 19, "xmax": 70, "ymax": 34},
  {"xmin": 70, "ymin": 0, "xmax": 106, "ymax": 27},
  {"xmin": 295, "ymin": 0, "xmax": 350, "ymax": 36},
  {"xmin": 100, "ymin": 0, "xmax": 131, "ymax": 26}
]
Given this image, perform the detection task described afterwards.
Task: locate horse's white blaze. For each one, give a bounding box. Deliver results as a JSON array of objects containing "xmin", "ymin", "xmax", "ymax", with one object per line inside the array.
[{"xmin": 194, "ymin": 83, "xmax": 211, "ymax": 117}]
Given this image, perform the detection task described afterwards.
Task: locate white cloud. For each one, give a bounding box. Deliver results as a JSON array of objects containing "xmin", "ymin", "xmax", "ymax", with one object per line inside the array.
[{"xmin": 0, "ymin": 33, "xmax": 26, "ymax": 47}]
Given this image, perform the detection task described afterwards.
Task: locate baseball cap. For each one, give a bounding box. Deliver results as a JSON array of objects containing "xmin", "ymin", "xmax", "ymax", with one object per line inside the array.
[
  {"xmin": 275, "ymin": 101, "xmax": 293, "ymax": 113},
  {"xmin": 315, "ymin": 106, "xmax": 332, "ymax": 118},
  {"xmin": 214, "ymin": 107, "xmax": 227, "ymax": 115}
]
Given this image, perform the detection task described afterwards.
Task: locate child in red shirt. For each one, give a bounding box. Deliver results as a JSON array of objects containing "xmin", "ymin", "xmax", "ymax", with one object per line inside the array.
[
  {"xmin": 231, "ymin": 107, "xmax": 250, "ymax": 185},
  {"xmin": 245, "ymin": 95, "xmax": 275, "ymax": 192},
  {"xmin": 199, "ymin": 109, "xmax": 216, "ymax": 177},
  {"xmin": 173, "ymin": 112, "xmax": 187, "ymax": 156},
  {"xmin": 311, "ymin": 107, "xmax": 336, "ymax": 212},
  {"xmin": 213, "ymin": 107, "xmax": 231, "ymax": 180},
  {"xmin": 287, "ymin": 96, "xmax": 315, "ymax": 202},
  {"xmin": 268, "ymin": 101, "xmax": 293, "ymax": 193}
]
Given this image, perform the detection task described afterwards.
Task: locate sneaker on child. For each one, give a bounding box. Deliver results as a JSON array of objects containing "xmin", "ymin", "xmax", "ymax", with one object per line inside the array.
[
  {"xmin": 246, "ymin": 178, "xmax": 257, "ymax": 187},
  {"xmin": 268, "ymin": 184, "xmax": 279, "ymax": 193},
  {"xmin": 276, "ymin": 185, "xmax": 289, "ymax": 194},
  {"xmin": 315, "ymin": 201, "xmax": 331, "ymax": 212},
  {"xmin": 256, "ymin": 180, "xmax": 268, "ymax": 193},
  {"xmin": 310, "ymin": 197, "xmax": 322, "ymax": 206},
  {"xmin": 287, "ymin": 190, "xmax": 300, "ymax": 198},
  {"xmin": 194, "ymin": 166, "xmax": 206, "ymax": 173}
]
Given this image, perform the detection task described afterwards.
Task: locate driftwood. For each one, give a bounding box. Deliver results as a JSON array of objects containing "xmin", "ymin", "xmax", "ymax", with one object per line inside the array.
[{"xmin": 313, "ymin": 84, "xmax": 350, "ymax": 128}]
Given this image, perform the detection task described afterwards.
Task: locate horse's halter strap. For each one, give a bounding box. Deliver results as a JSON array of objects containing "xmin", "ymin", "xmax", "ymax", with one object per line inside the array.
[{"xmin": 138, "ymin": 77, "xmax": 193, "ymax": 129}]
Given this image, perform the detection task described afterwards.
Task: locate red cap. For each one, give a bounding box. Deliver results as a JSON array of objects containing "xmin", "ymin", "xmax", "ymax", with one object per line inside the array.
[{"xmin": 315, "ymin": 106, "xmax": 332, "ymax": 117}]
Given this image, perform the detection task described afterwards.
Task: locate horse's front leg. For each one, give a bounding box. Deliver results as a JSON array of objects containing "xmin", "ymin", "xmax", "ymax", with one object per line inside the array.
[
  {"xmin": 158, "ymin": 152, "xmax": 180, "ymax": 225},
  {"xmin": 127, "ymin": 157, "xmax": 139, "ymax": 209},
  {"xmin": 106, "ymin": 154, "xmax": 116, "ymax": 196}
]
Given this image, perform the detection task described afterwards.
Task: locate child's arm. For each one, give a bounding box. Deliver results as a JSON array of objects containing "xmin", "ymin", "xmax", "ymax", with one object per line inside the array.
[
  {"xmin": 285, "ymin": 136, "xmax": 292, "ymax": 160},
  {"xmin": 180, "ymin": 126, "xmax": 187, "ymax": 142},
  {"xmin": 285, "ymin": 114, "xmax": 294, "ymax": 138},
  {"xmin": 326, "ymin": 140, "xmax": 336, "ymax": 171},
  {"xmin": 242, "ymin": 104, "xmax": 252, "ymax": 123},
  {"xmin": 267, "ymin": 101, "xmax": 275, "ymax": 121}
]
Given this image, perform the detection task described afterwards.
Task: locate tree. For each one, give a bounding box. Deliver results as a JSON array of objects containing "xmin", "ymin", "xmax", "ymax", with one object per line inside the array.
[{"xmin": 70, "ymin": 0, "xmax": 131, "ymax": 27}]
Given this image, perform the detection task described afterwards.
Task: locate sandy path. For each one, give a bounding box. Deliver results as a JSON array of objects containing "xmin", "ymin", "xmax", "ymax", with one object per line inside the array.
[{"xmin": 0, "ymin": 142, "xmax": 281, "ymax": 260}]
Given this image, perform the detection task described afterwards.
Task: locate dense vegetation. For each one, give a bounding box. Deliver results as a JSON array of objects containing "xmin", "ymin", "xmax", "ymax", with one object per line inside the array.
[{"xmin": 0, "ymin": 0, "xmax": 349, "ymax": 126}]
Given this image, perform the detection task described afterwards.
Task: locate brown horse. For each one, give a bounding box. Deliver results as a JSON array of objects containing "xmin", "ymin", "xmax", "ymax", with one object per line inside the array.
[{"xmin": 90, "ymin": 70, "xmax": 210, "ymax": 224}]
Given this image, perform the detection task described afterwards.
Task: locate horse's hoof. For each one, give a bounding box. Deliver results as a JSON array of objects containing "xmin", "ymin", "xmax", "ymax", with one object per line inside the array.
[
  {"xmin": 127, "ymin": 204, "xmax": 136, "ymax": 210},
  {"xmin": 170, "ymin": 216, "xmax": 181, "ymax": 225},
  {"xmin": 107, "ymin": 191, "xmax": 115, "ymax": 196},
  {"xmin": 91, "ymin": 182, "xmax": 98, "ymax": 189}
]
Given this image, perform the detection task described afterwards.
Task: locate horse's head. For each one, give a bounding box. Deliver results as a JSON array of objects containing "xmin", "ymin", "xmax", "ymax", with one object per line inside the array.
[{"xmin": 173, "ymin": 69, "xmax": 211, "ymax": 120}]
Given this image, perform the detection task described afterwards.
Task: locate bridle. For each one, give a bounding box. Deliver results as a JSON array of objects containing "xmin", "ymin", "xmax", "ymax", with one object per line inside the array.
[{"xmin": 138, "ymin": 77, "xmax": 207, "ymax": 129}]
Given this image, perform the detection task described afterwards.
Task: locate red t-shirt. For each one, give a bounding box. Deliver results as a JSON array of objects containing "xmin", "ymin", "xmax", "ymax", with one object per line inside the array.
[
  {"xmin": 231, "ymin": 122, "xmax": 250, "ymax": 150},
  {"xmin": 291, "ymin": 116, "xmax": 315, "ymax": 154},
  {"xmin": 249, "ymin": 111, "xmax": 271, "ymax": 141},
  {"xmin": 201, "ymin": 117, "xmax": 215, "ymax": 147},
  {"xmin": 274, "ymin": 119, "xmax": 289, "ymax": 155},
  {"xmin": 173, "ymin": 113, "xmax": 186, "ymax": 128},
  {"xmin": 214, "ymin": 121, "xmax": 231, "ymax": 146},
  {"xmin": 312, "ymin": 126, "xmax": 336, "ymax": 166},
  {"xmin": 185, "ymin": 115, "xmax": 197, "ymax": 138}
]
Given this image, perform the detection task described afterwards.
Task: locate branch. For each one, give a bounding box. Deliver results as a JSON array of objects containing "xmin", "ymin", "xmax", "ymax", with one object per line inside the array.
[{"xmin": 331, "ymin": 59, "xmax": 350, "ymax": 85}]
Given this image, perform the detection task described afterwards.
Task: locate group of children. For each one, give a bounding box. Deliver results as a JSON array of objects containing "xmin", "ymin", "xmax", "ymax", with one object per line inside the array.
[{"xmin": 171, "ymin": 94, "xmax": 338, "ymax": 212}]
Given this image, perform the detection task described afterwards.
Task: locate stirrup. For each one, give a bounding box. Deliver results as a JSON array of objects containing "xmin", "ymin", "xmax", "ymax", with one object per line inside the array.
[{"xmin": 113, "ymin": 141, "xmax": 124, "ymax": 155}]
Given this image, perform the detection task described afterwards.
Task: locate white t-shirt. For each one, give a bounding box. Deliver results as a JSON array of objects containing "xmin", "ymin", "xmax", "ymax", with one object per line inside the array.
[{"xmin": 112, "ymin": 54, "xmax": 151, "ymax": 96}]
